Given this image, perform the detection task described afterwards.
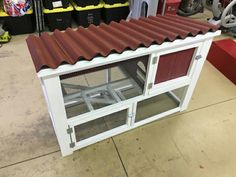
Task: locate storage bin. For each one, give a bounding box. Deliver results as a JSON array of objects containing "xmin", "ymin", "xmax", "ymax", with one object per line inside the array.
[
  {"xmin": 103, "ymin": 0, "xmax": 126, "ymax": 5},
  {"xmin": 0, "ymin": 9, "xmax": 35, "ymax": 35},
  {"xmin": 73, "ymin": 0, "xmax": 100, "ymax": 7},
  {"xmin": 43, "ymin": 0, "xmax": 69, "ymax": 10},
  {"xmin": 102, "ymin": 2, "xmax": 129, "ymax": 24},
  {"xmin": 43, "ymin": 5, "xmax": 73, "ymax": 31},
  {"xmin": 73, "ymin": 3, "xmax": 102, "ymax": 27}
]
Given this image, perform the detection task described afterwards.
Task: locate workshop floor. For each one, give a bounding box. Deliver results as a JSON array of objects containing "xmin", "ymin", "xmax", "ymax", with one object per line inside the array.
[{"xmin": 1, "ymin": 11, "xmax": 236, "ymax": 177}]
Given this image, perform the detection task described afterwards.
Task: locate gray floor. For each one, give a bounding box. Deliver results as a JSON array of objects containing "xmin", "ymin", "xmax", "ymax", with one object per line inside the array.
[{"xmin": 0, "ymin": 11, "xmax": 236, "ymax": 177}]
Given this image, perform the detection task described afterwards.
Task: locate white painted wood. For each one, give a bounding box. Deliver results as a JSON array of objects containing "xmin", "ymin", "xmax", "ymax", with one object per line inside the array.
[
  {"xmin": 67, "ymin": 104, "xmax": 132, "ymax": 127},
  {"xmin": 71, "ymin": 126, "xmax": 77, "ymax": 148},
  {"xmin": 180, "ymin": 39, "xmax": 214, "ymax": 111},
  {"xmin": 73, "ymin": 105, "xmax": 132, "ymax": 149},
  {"xmin": 167, "ymin": 91, "xmax": 181, "ymax": 103},
  {"xmin": 149, "ymin": 76, "xmax": 191, "ymax": 95},
  {"xmin": 143, "ymin": 53, "xmax": 158, "ymax": 96},
  {"xmin": 148, "ymin": 42, "xmax": 202, "ymax": 92},
  {"xmin": 74, "ymin": 125, "xmax": 129, "ymax": 150},
  {"xmin": 154, "ymin": 42, "xmax": 202, "ymax": 56},
  {"xmin": 127, "ymin": 105, "xmax": 134, "ymax": 126},
  {"xmin": 66, "ymin": 76, "xmax": 188, "ymax": 127},
  {"xmin": 41, "ymin": 77, "xmax": 73, "ymax": 156},
  {"xmin": 133, "ymin": 107, "xmax": 181, "ymax": 128},
  {"xmin": 37, "ymin": 31, "xmax": 220, "ymax": 156},
  {"xmin": 131, "ymin": 102, "xmax": 137, "ymax": 126},
  {"xmin": 186, "ymin": 45, "xmax": 202, "ymax": 78}
]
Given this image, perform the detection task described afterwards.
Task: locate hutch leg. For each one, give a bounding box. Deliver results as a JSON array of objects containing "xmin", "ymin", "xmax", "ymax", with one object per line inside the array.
[
  {"xmin": 180, "ymin": 39, "xmax": 213, "ymax": 111},
  {"xmin": 41, "ymin": 76, "xmax": 73, "ymax": 156}
]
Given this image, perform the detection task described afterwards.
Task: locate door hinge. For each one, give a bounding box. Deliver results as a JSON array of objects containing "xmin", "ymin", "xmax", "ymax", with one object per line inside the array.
[
  {"xmin": 128, "ymin": 113, "xmax": 135, "ymax": 118},
  {"xmin": 67, "ymin": 127, "xmax": 73, "ymax": 134},
  {"xmin": 148, "ymin": 83, "xmax": 153, "ymax": 89},
  {"xmin": 195, "ymin": 55, "xmax": 202, "ymax": 60},
  {"xmin": 70, "ymin": 142, "xmax": 75, "ymax": 148},
  {"xmin": 67, "ymin": 126, "xmax": 75, "ymax": 148},
  {"xmin": 152, "ymin": 57, "xmax": 158, "ymax": 64}
]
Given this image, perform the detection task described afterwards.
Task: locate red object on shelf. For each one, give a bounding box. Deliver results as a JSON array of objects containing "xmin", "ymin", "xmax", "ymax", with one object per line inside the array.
[
  {"xmin": 155, "ymin": 48, "xmax": 195, "ymax": 84},
  {"xmin": 207, "ymin": 39, "xmax": 236, "ymax": 84},
  {"xmin": 157, "ymin": 0, "xmax": 181, "ymax": 15}
]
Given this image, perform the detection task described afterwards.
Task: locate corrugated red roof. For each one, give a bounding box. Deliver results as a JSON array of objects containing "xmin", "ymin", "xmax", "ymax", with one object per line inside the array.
[{"xmin": 26, "ymin": 14, "xmax": 219, "ymax": 72}]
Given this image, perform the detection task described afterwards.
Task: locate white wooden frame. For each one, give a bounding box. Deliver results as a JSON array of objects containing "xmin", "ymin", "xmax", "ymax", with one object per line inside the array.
[
  {"xmin": 147, "ymin": 42, "xmax": 203, "ymax": 93},
  {"xmin": 71, "ymin": 104, "xmax": 133, "ymax": 150},
  {"xmin": 38, "ymin": 31, "xmax": 220, "ymax": 156}
]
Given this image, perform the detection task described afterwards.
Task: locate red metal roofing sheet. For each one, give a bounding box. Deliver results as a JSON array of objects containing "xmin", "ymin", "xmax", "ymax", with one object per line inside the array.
[{"xmin": 26, "ymin": 14, "xmax": 219, "ymax": 72}]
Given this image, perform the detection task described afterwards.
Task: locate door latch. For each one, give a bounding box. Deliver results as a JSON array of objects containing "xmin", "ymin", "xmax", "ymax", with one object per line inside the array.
[{"xmin": 195, "ymin": 55, "xmax": 202, "ymax": 60}]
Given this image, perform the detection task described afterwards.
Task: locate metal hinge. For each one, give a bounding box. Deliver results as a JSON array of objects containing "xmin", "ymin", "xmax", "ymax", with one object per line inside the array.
[
  {"xmin": 148, "ymin": 83, "xmax": 153, "ymax": 89},
  {"xmin": 195, "ymin": 55, "xmax": 202, "ymax": 60},
  {"xmin": 67, "ymin": 126, "xmax": 75, "ymax": 148},
  {"xmin": 70, "ymin": 142, "xmax": 75, "ymax": 148},
  {"xmin": 152, "ymin": 57, "xmax": 158, "ymax": 64},
  {"xmin": 67, "ymin": 127, "xmax": 73, "ymax": 134}
]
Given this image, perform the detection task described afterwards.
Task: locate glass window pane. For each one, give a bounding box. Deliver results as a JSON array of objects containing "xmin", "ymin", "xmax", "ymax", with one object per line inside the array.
[
  {"xmin": 60, "ymin": 55, "xmax": 149, "ymax": 118},
  {"xmin": 74, "ymin": 109, "xmax": 127, "ymax": 141},
  {"xmin": 135, "ymin": 87, "xmax": 186, "ymax": 122}
]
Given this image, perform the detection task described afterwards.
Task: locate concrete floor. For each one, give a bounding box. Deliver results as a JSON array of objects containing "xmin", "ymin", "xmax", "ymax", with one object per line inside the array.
[{"xmin": 0, "ymin": 12, "xmax": 236, "ymax": 177}]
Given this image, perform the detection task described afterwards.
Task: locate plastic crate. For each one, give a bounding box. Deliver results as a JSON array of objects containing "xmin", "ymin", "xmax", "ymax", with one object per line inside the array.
[
  {"xmin": 103, "ymin": 0, "xmax": 126, "ymax": 5},
  {"xmin": 73, "ymin": 3, "xmax": 102, "ymax": 27},
  {"xmin": 0, "ymin": 9, "xmax": 35, "ymax": 35},
  {"xmin": 43, "ymin": 0, "xmax": 69, "ymax": 10},
  {"xmin": 43, "ymin": 5, "xmax": 73, "ymax": 31},
  {"xmin": 73, "ymin": 0, "xmax": 100, "ymax": 7},
  {"xmin": 102, "ymin": 2, "xmax": 129, "ymax": 24}
]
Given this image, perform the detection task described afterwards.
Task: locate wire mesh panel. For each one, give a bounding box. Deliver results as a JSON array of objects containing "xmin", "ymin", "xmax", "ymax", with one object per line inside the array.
[
  {"xmin": 135, "ymin": 86, "xmax": 187, "ymax": 122},
  {"xmin": 59, "ymin": 55, "xmax": 149, "ymax": 118},
  {"xmin": 74, "ymin": 109, "xmax": 128, "ymax": 141}
]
